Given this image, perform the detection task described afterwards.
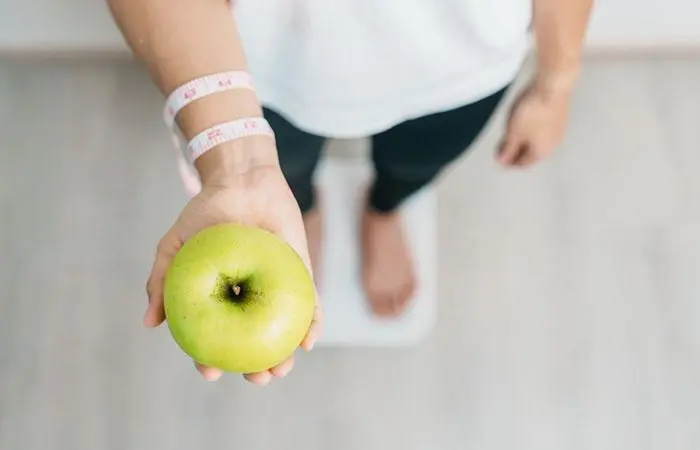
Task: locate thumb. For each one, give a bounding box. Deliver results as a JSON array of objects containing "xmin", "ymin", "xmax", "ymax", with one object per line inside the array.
[
  {"xmin": 267, "ymin": 211, "xmax": 323, "ymax": 350},
  {"xmin": 268, "ymin": 205, "xmax": 314, "ymax": 280},
  {"xmin": 144, "ymin": 226, "xmax": 182, "ymax": 327},
  {"xmin": 275, "ymin": 219, "xmax": 314, "ymax": 281}
]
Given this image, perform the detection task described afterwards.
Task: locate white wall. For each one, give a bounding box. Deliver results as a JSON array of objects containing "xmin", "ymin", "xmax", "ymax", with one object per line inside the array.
[
  {"xmin": 0, "ymin": 1, "xmax": 124, "ymax": 51},
  {"xmin": 587, "ymin": 0, "xmax": 700, "ymax": 48},
  {"xmin": 0, "ymin": 0, "xmax": 699, "ymax": 52}
]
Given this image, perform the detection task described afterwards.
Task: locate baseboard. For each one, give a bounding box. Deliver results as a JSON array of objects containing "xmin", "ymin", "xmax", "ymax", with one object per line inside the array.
[
  {"xmin": 584, "ymin": 42, "xmax": 700, "ymax": 58},
  {"xmin": 0, "ymin": 47, "xmax": 133, "ymax": 62},
  {"xmin": 1, "ymin": 42, "xmax": 699, "ymax": 63}
]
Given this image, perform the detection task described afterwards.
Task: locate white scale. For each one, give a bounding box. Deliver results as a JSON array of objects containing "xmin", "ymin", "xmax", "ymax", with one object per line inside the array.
[{"xmin": 313, "ymin": 154, "xmax": 437, "ymax": 346}]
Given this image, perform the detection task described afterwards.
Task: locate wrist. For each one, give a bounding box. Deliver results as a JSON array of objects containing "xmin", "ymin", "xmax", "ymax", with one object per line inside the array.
[
  {"xmin": 533, "ymin": 64, "xmax": 580, "ymax": 99},
  {"xmin": 194, "ymin": 135, "xmax": 279, "ymax": 187}
]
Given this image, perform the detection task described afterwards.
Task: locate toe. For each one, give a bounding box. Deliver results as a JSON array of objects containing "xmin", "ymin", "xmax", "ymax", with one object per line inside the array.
[
  {"xmin": 366, "ymin": 286, "xmax": 393, "ymax": 317},
  {"xmin": 395, "ymin": 281, "xmax": 417, "ymax": 314},
  {"xmin": 388, "ymin": 294, "xmax": 406, "ymax": 316}
]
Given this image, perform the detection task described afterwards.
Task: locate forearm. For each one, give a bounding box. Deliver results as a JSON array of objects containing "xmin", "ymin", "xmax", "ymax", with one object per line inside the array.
[
  {"xmin": 532, "ymin": 0, "xmax": 594, "ymax": 93},
  {"xmin": 108, "ymin": 0, "xmax": 277, "ymax": 182}
]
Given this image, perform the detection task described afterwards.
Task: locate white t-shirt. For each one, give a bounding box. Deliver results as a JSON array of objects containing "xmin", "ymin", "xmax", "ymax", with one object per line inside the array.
[{"xmin": 233, "ymin": 0, "xmax": 532, "ymax": 138}]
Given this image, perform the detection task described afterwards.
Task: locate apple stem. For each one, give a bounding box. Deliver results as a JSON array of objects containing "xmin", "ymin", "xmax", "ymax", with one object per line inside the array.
[{"xmin": 232, "ymin": 285, "xmax": 241, "ymax": 296}]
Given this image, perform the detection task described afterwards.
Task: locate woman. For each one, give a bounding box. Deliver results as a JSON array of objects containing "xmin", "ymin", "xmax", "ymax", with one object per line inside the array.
[{"xmin": 108, "ymin": 0, "xmax": 593, "ymax": 385}]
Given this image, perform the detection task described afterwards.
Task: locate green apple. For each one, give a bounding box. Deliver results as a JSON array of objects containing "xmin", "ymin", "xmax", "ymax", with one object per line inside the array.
[{"xmin": 163, "ymin": 223, "xmax": 316, "ymax": 374}]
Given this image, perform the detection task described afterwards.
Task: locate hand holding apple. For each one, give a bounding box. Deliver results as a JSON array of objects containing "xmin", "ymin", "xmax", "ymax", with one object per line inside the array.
[
  {"xmin": 144, "ymin": 151, "xmax": 322, "ymax": 386},
  {"xmin": 163, "ymin": 222, "xmax": 316, "ymax": 377}
]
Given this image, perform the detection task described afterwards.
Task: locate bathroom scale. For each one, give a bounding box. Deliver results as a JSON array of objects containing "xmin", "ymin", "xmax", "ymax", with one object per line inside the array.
[{"xmin": 313, "ymin": 156, "xmax": 437, "ymax": 346}]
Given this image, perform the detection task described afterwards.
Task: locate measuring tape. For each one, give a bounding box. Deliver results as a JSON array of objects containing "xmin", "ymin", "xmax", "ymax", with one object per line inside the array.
[
  {"xmin": 163, "ymin": 71, "xmax": 254, "ymax": 130},
  {"xmin": 164, "ymin": 71, "xmax": 272, "ymax": 198},
  {"xmin": 188, "ymin": 117, "xmax": 274, "ymax": 160}
]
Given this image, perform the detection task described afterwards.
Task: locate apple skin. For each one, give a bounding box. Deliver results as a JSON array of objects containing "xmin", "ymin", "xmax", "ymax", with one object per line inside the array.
[{"xmin": 163, "ymin": 223, "xmax": 316, "ymax": 374}]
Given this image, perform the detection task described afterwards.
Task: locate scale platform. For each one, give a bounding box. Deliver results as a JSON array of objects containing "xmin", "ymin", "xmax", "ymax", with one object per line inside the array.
[{"xmin": 314, "ymin": 156, "xmax": 437, "ymax": 346}]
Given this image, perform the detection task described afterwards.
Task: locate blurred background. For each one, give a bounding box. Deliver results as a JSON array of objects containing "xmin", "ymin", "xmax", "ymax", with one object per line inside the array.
[{"xmin": 1, "ymin": 1, "xmax": 699, "ymax": 450}]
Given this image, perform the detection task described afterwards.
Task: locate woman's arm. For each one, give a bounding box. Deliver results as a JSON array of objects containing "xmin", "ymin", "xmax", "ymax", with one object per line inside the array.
[
  {"xmin": 110, "ymin": 0, "xmax": 321, "ymax": 384},
  {"xmin": 107, "ymin": 0, "xmax": 277, "ymax": 183},
  {"xmin": 532, "ymin": 0, "xmax": 594, "ymax": 94},
  {"xmin": 497, "ymin": 0, "xmax": 594, "ymax": 166}
]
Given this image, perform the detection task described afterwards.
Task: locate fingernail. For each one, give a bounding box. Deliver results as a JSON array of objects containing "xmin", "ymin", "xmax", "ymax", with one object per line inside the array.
[{"xmin": 203, "ymin": 371, "xmax": 222, "ymax": 382}]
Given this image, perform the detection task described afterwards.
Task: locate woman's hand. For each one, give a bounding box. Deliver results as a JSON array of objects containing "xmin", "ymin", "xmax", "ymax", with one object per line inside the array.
[
  {"xmin": 497, "ymin": 75, "xmax": 575, "ymax": 168},
  {"xmin": 143, "ymin": 147, "xmax": 322, "ymax": 386}
]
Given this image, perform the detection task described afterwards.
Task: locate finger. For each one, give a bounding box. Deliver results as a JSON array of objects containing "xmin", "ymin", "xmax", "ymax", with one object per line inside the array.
[
  {"xmin": 269, "ymin": 211, "xmax": 324, "ymax": 350},
  {"xmin": 513, "ymin": 144, "xmax": 537, "ymax": 167},
  {"xmin": 244, "ymin": 371, "xmax": 273, "ymax": 386},
  {"xmin": 300, "ymin": 301, "xmax": 324, "ymax": 351},
  {"xmin": 275, "ymin": 216, "xmax": 314, "ymax": 278},
  {"xmin": 144, "ymin": 227, "xmax": 182, "ymax": 328},
  {"xmin": 514, "ymin": 153, "xmax": 538, "ymax": 167},
  {"xmin": 270, "ymin": 356, "xmax": 295, "ymax": 378},
  {"xmin": 195, "ymin": 362, "xmax": 223, "ymax": 382},
  {"xmin": 497, "ymin": 137, "xmax": 522, "ymax": 166}
]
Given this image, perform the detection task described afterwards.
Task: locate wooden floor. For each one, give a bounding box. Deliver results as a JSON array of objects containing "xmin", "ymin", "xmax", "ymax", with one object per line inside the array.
[{"xmin": 0, "ymin": 56, "xmax": 699, "ymax": 450}]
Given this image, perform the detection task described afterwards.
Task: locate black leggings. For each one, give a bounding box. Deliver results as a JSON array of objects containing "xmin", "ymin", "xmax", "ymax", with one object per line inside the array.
[{"xmin": 265, "ymin": 87, "xmax": 508, "ymax": 214}]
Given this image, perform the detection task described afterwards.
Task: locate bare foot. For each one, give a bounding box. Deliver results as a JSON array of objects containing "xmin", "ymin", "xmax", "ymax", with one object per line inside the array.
[
  {"xmin": 361, "ymin": 207, "xmax": 417, "ymax": 317},
  {"xmin": 303, "ymin": 205, "xmax": 323, "ymax": 288}
]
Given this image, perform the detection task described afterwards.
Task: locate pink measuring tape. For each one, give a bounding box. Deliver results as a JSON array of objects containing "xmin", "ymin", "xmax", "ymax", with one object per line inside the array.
[
  {"xmin": 188, "ymin": 117, "xmax": 274, "ymax": 160},
  {"xmin": 163, "ymin": 71, "xmax": 254, "ymax": 129},
  {"xmin": 164, "ymin": 71, "xmax": 274, "ymax": 198}
]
